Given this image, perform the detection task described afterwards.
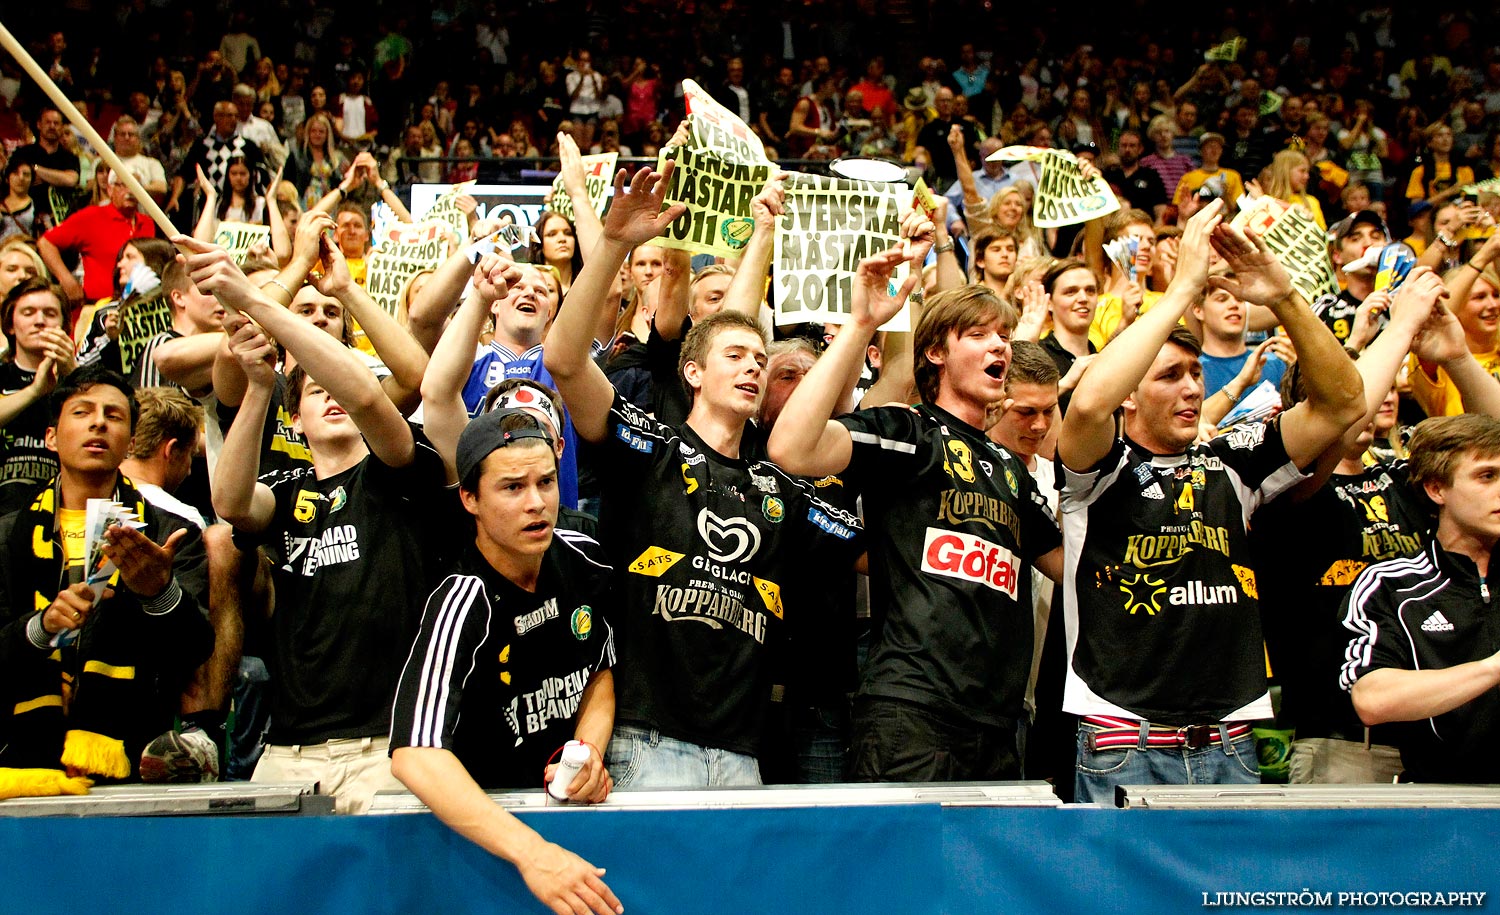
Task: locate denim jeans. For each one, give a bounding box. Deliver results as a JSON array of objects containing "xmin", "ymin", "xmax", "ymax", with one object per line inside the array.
[
  {"xmin": 606, "ymin": 724, "xmax": 762, "ymax": 789},
  {"xmin": 226, "ymin": 656, "xmax": 271, "ymax": 781},
  {"xmin": 1073, "ymin": 723, "xmax": 1260, "ymax": 805},
  {"xmin": 793, "ymin": 703, "xmax": 850, "ymax": 784}
]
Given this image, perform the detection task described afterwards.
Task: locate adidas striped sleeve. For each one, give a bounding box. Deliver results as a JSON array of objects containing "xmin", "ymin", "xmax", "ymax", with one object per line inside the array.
[{"xmin": 390, "ymin": 574, "xmax": 491, "ymax": 750}]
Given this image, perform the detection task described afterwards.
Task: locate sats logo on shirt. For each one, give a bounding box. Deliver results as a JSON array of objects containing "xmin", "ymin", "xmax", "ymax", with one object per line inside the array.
[
  {"xmin": 919, "ymin": 527, "xmax": 1019, "ymax": 597},
  {"xmin": 697, "ymin": 508, "xmax": 762, "ymax": 564}
]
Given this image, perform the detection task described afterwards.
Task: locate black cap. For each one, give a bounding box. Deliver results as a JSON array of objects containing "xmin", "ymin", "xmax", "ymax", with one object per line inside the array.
[
  {"xmin": 455, "ymin": 408, "xmax": 555, "ymax": 485},
  {"xmin": 1327, "ymin": 209, "xmax": 1389, "ymax": 243}
]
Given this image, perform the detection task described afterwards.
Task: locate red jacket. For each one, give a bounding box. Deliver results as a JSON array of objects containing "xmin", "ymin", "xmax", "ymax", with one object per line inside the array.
[{"xmin": 42, "ymin": 204, "xmax": 155, "ymax": 300}]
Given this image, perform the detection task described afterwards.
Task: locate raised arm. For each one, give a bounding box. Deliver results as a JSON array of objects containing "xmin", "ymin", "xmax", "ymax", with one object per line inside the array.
[
  {"xmin": 420, "ymin": 253, "xmax": 521, "ymax": 482},
  {"xmin": 265, "ymin": 163, "xmax": 292, "ymax": 264},
  {"xmin": 406, "ymin": 246, "xmax": 477, "ymax": 354},
  {"xmin": 767, "ymin": 247, "xmax": 919, "ymax": 476},
  {"xmin": 718, "ymin": 174, "xmax": 787, "ymax": 322},
  {"xmin": 947, "ymin": 125, "xmax": 985, "ymax": 208},
  {"xmin": 1411, "ymin": 274, "xmax": 1500, "ymax": 418},
  {"xmin": 153, "ymin": 332, "xmax": 225, "ymax": 397},
  {"xmin": 544, "ymin": 164, "xmax": 686, "ymax": 442},
  {"xmin": 211, "ymin": 315, "xmax": 278, "ymax": 532},
  {"xmin": 651, "ymin": 247, "xmax": 693, "ymax": 343},
  {"xmin": 1059, "ymin": 200, "xmax": 1223, "ymax": 471},
  {"xmin": 191, "ymin": 165, "xmax": 220, "ymax": 242},
  {"xmin": 557, "ymin": 133, "xmax": 604, "ymax": 263},
  {"xmin": 1210, "ymin": 225, "xmax": 1364, "ymax": 468},
  {"xmin": 311, "ymin": 233, "xmax": 429, "ymax": 415},
  {"xmin": 930, "ymin": 197, "xmax": 966, "ymax": 293},
  {"xmin": 179, "ymin": 235, "xmax": 415, "ymax": 469}
]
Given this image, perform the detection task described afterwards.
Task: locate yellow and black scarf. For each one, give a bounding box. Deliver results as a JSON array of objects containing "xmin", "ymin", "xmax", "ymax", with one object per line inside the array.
[{"xmin": 6, "ymin": 475, "xmax": 149, "ymax": 781}]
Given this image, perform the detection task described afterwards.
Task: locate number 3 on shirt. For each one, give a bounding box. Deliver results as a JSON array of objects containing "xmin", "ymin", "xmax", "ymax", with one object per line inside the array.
[{"xmin": 294, "ymin": 490, "xmax": 320, "ymax": 523}]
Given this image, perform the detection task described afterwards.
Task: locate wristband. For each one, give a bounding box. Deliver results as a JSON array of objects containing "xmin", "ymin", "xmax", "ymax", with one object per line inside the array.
[
  {"xmin": 1435, "ymin": 231, "xmax": 1457, "ymax": 249},
  {"xmin": 377, "ymin": 181, "xmax": 390, "ymax": 192},
  {"xmin": 333, "ymin": 185, "xmax": 346, "ymax": 199},
  {"xmin": 1467, "ymin": 260, "xmax": 1487, "ymax": 272},
  {"xmin": 262, "ymin": 277, "xmax": 295, "ymax": 298},
  {"xmin": 934, "ymin": 242, "xmax": 955, "ymax": 254}
]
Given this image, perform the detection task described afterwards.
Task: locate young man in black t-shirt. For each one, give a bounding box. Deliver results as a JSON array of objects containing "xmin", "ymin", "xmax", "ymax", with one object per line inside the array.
[
  {"xmin": 545, "ymin": 164, "xmax": 860, "ymax": 788},
  {"xmin": 1055, "ymin": 200, "xmax": 1365, "ymax": 802},
  {"xmin": 391, "ymin": 407, "xmax": 622, "ymax": 915},
  {"xmin": 1342, "ymin": 414, "xmax": 1500, "ymax": 784},
  {"xmin": 189, "ymin": 235, "xmax": 447, "ymax": 814},
  {"xmin": 770, "ymin": 254, "xmax": 1064, "ymax": 783},
  {"xmin": 0, "ymin": 280, "xmax": 75, "ymax": 515}
]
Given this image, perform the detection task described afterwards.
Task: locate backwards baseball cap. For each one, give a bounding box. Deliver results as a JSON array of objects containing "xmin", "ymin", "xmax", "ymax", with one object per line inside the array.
[
  {"xmin": 1198, "ymin": 131, "xmax": 1226, "ymax": 148},
  {"xmin": 455, "ymin": 408, "xmax": 555, "ymax": 486},
  {"xmin": 1327, "ymin": 209, "xmax": 1389, "ymax": 243}
]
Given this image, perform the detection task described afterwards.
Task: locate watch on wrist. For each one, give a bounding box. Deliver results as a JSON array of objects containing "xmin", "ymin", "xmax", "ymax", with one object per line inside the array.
[{"xmin": 1435, "ymin": 231, "xmax": 1457, "ymax": 249}]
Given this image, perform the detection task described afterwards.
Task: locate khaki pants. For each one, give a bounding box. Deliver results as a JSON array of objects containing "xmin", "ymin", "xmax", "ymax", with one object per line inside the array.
[
  {"xmin": 252, "ymin": 736, "xmax": 403, "ymax": 814},
  {"xmin": 1288, "ymin": 736, "xmax": 1403, "ymax": 785}
]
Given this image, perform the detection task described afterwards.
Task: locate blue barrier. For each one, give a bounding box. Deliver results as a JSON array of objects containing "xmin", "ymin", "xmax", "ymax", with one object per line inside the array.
[{"xmin": 2, "ymin": 805, "xmax": 1496, "ymax": 914}]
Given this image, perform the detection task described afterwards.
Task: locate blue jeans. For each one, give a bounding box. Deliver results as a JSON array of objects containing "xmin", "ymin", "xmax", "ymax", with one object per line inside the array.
[
  {"xmin": 606, "ymin": 724, "xmax": 762, "ymax": 789},
  {"xmin": 793, "ymin": 703, "xmax": 850, "ymax": 784},
  {"xmin": 1073, "ymin": 724, "xmax": 1260, "ymax": 805}
]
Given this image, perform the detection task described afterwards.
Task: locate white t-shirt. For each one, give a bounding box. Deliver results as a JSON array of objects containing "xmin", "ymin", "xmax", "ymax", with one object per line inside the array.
[
  {"xmin": 340, "ymin": 94, "xmax": 368, "ymax": 140},
  {"xmin": 117, "ymin": 153, "xmax": 166, "ymax": 190}
]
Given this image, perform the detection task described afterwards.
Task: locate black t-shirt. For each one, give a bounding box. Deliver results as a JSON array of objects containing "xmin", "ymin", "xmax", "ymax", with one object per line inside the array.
[
  {"xmin": 389, "ymin": 535, "xmax": 616, "ymax": 789},
  {"xmin": 1059, "ymin": 422, "xmax": 1304, "ymax": 725},
  {"xmin": 1103, "ymin": 165, "xmax": 1167, "ymax": 215},
  {"xmin": 234, "ymin": 437, "xmax": 449, "ymax": 744},
  {"xmin": 215, "ymin": 372, "xmax": 314, "ymax": 479},
  {"xmin": 0, "ymin": 362, "xmax": 58, "ymax": 515},
  {"xmin": 597, "ymin": 393, "xmax": 861, "ymax": 754},
  {"xmin": 11, "ymin": 143, "xmax": 80, "ymax": 219},
  {"xmin": 1041, "ymin": 334, "xmax": 1095, "ymax": 417},
  {"xmin": 1341, "ymin": 540, "xmax": 1500, "ymax": 783},
  {"xmin": 836, "ymin": 403, "xmax": 1062, "ymax": 726},
  {"xmin": 1311, "ymin": 289, "xmax": 1365, "ymax": 345},
  {"xmin": 1252, "ymin": 459, "xmax": 1427, "ymax": 738}
]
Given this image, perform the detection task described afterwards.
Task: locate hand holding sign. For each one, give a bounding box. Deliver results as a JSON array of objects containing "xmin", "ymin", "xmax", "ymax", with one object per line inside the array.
[
  {"xmin": 310, "ymin": 229, "xmax": 353, "ymax": 297},
  {"xmin": 472, "ymin": 251, "xmax": 523, "ymax": 303},
  {"xmin": 899, "ymin": 206, "xmax": 937, "ymax": 267},
  {"xmin": 750, "ymin": 172, "xmax": 789, "ymax": 233},
  {"xmin": 603, "ymin": 162, "xmax": 687, "ymax": 247},
  {"xmin": 851, "ymin": 247, "xmax": 920, "ymax": 331}
]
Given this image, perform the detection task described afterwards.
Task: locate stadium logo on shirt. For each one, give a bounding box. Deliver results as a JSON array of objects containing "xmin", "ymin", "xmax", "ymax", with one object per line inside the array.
[
  {"xmin": 697, "ymin": 509, "xmax": 762, "ymax": 564},
  {"xmin": 515, "ymin": 598, "xmax": 560, "ymax": 635},
  {"xmin": 750, "ymin": 470, "xmax": 779, "ymax": 493},
  {"xmin": 571, "ymin": 606, "xmax": 592, "ymax": 640},
  {"xmin": 920, "ymin": 527, "xmax": 1019, "ymax": 597}
]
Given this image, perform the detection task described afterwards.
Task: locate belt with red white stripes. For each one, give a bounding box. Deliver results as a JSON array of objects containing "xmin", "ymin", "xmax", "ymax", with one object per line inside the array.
[{"xmin": 1081, "ymin": 715, "xmax": 1253, "ymax": 751}]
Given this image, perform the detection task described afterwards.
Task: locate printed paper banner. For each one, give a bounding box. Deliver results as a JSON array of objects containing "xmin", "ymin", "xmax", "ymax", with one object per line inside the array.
[
  {"xmin": 1461, "ymin": 177, "xmax": 1500, "ymax": 196},
  {"xmin": 657, "ymin": 143, "xmax": 773, "ymax": 257},
  {"xmin": 773, "ymin": 173, "xmax": 911, "ymax": 331},
  {"xmin": 118, "ymin": 294, "xmax": 174, "ymax": 374},
  {"xmin": 213, "ymin": 222, "xmax": 271, "ymax": 266},
  {"xmin": 1205, "ymin": 37, "xmax": 1246, "ymax": 62},
  {"xmin": 365, "ymin": 221, "xmax": 449, "ymax": 318},
  {"xmin": 549, "ymin": 152, "xmax": 617, "ymax": 222},
  {"xmin": 912, "ymin": 178, "xmax": 939, "ymax": 221},
  {"xmin": 1232, "ymin": 197, "xmax": 1338, "ymax": 305},
  {"xmin": 987, "ymin": 147, "xmax": 1119, "ymax": 228},
  {"xmin": 682, "ymin": 78, "xmax": 770, "ymax": 165},
  {"xmin": 422, "ymin": 180, "xmax": 476, "ymax": 243}
]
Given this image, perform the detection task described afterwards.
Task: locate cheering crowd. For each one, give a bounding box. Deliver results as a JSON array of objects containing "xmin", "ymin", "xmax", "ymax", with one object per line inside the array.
[{"xmin": 5, "ymin": 7, "xmax": 1500, "ymax": 915}]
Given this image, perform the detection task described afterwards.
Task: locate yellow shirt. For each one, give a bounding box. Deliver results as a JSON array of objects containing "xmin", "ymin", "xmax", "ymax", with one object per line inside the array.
[
  {"xmin": 1408, "ymin": 349, "xmax": 1500, "ymax": 417},
  {"xmin": 1090, "ymin": 290, "xmax": 1165, "ymax": 351},
  {"xmin": 59, "ymin": 508, "xmax": 86, "ymax": 573},
  {"xmin": 345, "ymin": 257, "xmax": 376, "ymax": 356},
  {"xmin": 1173, "ymin": 168, "xmax": 1245, "ymax": 207},
  {"xmin": 1289, "ymin": 193, "xmax": 1326, "ymax": 231}
]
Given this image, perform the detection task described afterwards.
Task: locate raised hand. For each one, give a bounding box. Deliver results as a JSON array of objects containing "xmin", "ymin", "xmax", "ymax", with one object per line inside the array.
[
  {"xmin": 1171, "ymin": 198, "xmax": 1225, "ymax": 291},
  {"xmin": 749, "ymin": 172, "xmax": 788, "ymax": 233},
  {"xmin": 899, "ymin": 205, "xmax": 937, "ymax": 266},
  {"xmin": 225, "ymin": 313, "xmax": 277, "ymax": 388},
  {"xmin": 600, "ymin": 162, "xmax": 687, "ymax": 246},
  {"xmin": 472, "ymin": 251, "xmax": 522, "ymax": 303},
  {"xmin": 850, "ymin": 246, "xmax": 919, "ymax": 330},
  {"xmin": 172, "ymin": 234, "xmax": 259, "ymax": 314},
  {"xmin": 1207, "ymin": 220, "xmax": 1294, "ymax": 308}
]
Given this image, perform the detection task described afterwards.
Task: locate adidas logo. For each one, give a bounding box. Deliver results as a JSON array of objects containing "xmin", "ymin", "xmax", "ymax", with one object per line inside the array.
[
  {"xmin": 1141, "ymin": 482, "xmax": 1165, "ymax": 500},
  {"xmin": 1421, "ymin": 611, "xmax": 1455, "ymax": 633}
]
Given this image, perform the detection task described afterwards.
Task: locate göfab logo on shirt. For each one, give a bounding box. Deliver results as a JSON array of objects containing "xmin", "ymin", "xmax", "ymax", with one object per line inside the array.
[
  {"xmin": 697, "ymin": 508, "xmax": 762, "ymax": 564},
  {"xmin": 919, "ymin": 526, "xmax": 1019, "ymax": 597}
]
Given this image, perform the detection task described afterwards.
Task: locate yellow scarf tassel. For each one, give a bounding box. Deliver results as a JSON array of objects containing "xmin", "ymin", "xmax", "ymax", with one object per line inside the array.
[
  {"xmin": 60, "ymin": 729, "xmax": 130, "ymax": 780},
  {"xmin": 0, "ymin": 768, "xmax": 93, "ymax": 800}
]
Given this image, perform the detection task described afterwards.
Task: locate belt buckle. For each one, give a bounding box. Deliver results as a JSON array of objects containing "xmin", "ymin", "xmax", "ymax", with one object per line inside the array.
[{"xmin": 1178, "ymin": 725, "xmax": 1213, "ymax": 749}]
